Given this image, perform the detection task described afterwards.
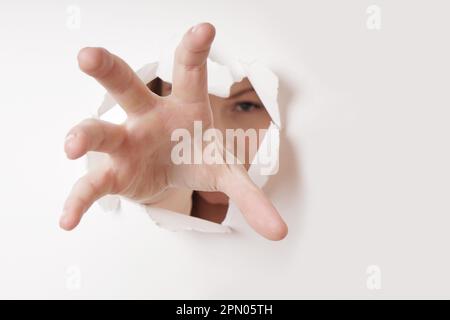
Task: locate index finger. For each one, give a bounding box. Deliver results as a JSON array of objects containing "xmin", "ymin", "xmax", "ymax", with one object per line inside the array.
[{"xmin": 78, "ymin": 47, "xmax": 159, "ymax": 116}]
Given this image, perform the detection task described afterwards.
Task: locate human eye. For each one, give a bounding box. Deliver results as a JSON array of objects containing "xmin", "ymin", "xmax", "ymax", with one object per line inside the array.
[{"xmin": 233, "ymin": 101, "xmax": 262, "ymax": 112}]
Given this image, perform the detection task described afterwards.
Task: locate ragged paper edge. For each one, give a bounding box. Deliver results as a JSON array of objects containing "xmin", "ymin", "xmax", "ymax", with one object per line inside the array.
[{"xmin": 86, "ymin": 41, "xmax": 281, "ymax": 234}]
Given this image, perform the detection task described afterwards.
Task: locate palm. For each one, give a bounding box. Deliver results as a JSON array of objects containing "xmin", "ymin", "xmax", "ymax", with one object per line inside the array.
[
  {"xmin": 104, "ymin": 96, "xmax": 221, "ymax": 204},
  {"xmin": 61, "ymin": 23, "xmax": 287, "ymax": 240}
]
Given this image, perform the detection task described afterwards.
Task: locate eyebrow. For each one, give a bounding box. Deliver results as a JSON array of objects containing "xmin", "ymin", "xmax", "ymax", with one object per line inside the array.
[{"xmin": 228, "ymin": 87, "xmax": 255, "ymax": 99}]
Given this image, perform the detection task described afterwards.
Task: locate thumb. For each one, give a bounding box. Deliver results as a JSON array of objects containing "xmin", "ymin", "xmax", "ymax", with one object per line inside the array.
[{"xmin": 220, "ymin": 169, "xmax": 288, "ymax": 241}]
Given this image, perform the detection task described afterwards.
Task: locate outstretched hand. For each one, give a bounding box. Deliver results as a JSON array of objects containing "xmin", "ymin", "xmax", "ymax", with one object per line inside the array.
[{"xmin": 60, "ymin": 23, "xmax": 288, "ymax": 240}]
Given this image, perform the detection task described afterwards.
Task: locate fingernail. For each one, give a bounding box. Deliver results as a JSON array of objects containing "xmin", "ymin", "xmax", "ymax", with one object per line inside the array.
[
  {"xmin": 65, "ymin": 133, "xmax": 76, "ymax": 143},
  {"xmin": 60, "ymin": 211, "xmax": 72, "ymax": 229},
  {"xmin": 191, "ymin": 23, "xmax": 201, "ymax": 33}
]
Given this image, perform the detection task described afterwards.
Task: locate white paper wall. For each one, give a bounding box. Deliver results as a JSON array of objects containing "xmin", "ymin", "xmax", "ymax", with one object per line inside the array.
[{"xmin": 0, "ymin": 0, "xmax": 449, "ymax": 298}]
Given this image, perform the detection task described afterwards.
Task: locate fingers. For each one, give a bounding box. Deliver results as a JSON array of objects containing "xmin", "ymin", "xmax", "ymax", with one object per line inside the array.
[
  {"xmin": 60, "ymin": 168, "xmax": 116, "ymax": 231},
  {"xmin": 221, "ymin": 171, "xmax": 288, "ymax": 241},
  {"xmin": 171, "ymin": 22, "xmax": 216, "ymax": 103},
  {"xmin": 77, "ymin": 47, "xmax": 158, "ymax": 116},
  {"xmin": 65, "ymin": 118, "xmax": 126, "ymax": 159}
]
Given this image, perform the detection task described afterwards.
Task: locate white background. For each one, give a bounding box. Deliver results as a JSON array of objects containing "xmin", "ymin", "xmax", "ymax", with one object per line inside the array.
[{"xmin": 0, "ymin": 0, "xmax": 449, "ymax": 299}]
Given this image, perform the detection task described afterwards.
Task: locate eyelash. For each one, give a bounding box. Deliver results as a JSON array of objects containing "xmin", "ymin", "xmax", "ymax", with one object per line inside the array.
[{"xmin": 233, "ymin": 101, "xmax": 262, "ymax": 112}]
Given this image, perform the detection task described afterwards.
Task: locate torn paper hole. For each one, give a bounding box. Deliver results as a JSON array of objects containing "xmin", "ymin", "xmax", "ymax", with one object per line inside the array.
[{"xmin": 86, "ymin": 35, "xmax": 281, "ymax": 234}]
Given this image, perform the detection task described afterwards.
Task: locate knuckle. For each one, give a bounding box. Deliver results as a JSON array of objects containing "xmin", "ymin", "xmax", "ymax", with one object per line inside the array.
[{"xmin": 80, "ymin": 118, "xmax": 98, "ymax": 127}]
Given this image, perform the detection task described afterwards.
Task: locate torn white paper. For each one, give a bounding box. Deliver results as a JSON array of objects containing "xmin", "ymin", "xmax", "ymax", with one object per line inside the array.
[{"xmin": 86, "ymin": 34, "xmax": 281, "ymax": 234}]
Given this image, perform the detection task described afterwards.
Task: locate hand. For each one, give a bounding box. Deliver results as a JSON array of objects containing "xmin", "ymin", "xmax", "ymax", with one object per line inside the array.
[{"xmin": 60, "ymin": 23, "xmax": 288, "ymax": 240}]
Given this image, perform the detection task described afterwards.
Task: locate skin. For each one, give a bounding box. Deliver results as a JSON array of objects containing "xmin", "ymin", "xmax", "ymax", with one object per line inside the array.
[
  {"xmin": 60, "ymin": 23, "xmax": 288, "ymax": 241},
  {"xmin": 156, "ymin": 78, "xmax": 271, "ymax": 222}
]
